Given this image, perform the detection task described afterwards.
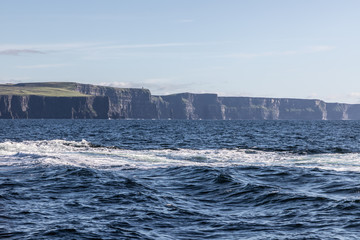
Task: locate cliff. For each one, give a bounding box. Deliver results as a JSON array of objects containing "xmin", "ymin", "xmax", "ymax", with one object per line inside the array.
[
  {"xmin": 0, "ymin": 82, "xmax": 359, "ymax": 120},
  {"xmin": 219, "ymin": 97, "xmax": 327, "ymax": 120},
  {"xmin": 153, "ymin": 94, "xmax": 360, "ymax": 120},
  {"xmin": 0, "ymin": 82, "xmax": 156, "ymax": 119},
  {"xmin": 75, "ymin": 83, "xmax": 157, "ymax": 119},
  {"xmin": 0, "ymin": 95, "xmax": 109, "ymax": 119},
  {"xmin": 152, "ymin": 93, "xmax": 223, "ymax": 119}
]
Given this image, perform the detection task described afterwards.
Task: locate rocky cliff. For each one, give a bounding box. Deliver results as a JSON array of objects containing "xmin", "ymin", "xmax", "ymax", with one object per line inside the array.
[
  {"xmin": 0, "ymin": 82, "xmax": 359, "ymax": 120},
  {"xmin": 0, "ymin": 95, "xmax": 109, "ymax": 119},
  {"xmin": 152, "ymin": 93, "xmax": 223, "ymax": 119},
  {"xmin": 153, "ymin": 93, "xmax": 360, "ymax": 120},
  {"xmin": 219, "ymin": 97, "xmax": 327, "ymax": 120},
  {"xmin": 75, "ymin": 83, "xmax": 157, "ymax": 119}
]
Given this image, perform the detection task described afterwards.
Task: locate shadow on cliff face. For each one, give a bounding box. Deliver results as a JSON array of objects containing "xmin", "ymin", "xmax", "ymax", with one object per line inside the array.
[{"xmin": 0, "ymin": 95, "xmax": 109, "ymax": 119}]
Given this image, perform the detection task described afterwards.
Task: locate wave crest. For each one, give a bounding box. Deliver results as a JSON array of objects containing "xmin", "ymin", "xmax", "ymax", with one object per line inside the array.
[{"xmin": 1, "ymin": 140, "xmax": 360, "ymax": 172}]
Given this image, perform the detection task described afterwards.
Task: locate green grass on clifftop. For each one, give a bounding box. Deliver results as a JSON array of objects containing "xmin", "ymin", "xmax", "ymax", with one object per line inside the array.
[{"xmin": 0, "ymin": 82, "xmax": 89, "ymax": 97}]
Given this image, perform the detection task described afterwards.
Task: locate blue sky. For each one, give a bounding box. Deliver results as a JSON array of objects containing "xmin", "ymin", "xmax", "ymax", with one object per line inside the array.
[{"xmin": 1, "ymin": 0, "xmax": 359, "ymax": 103}]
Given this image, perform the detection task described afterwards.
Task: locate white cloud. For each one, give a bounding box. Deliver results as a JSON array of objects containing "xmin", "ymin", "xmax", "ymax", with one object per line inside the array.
[
  {"xmin": 306, "ymin": 93, "xmax": 321, "ymax": 100},
  {"xmin": 306, "ymin": 45, "xmax": 335, "ymax": 52},
  {"xmin": 224, "ymin": 45, "xmax": 335, "ymax": 59},
  {"xmin": 13, "ymin": 42, "xmax": 209, "ymax": 51},
  {"xmin": 99, "ymin": 81, "xmax": 139, "ymax": 89},
  {"xmin": 318, "ymin": 92, "xmax": 360, "ymax": 104},
  {"xmin": 0, "ymin": 42, "xmax": 218, "ymax": 58},
  {"xmin": 94, "ymin": 42, "xmax": 212, "ymax": 50},
  {"xmin": 0, "ymin": 49, "xmax": 44, "ymax": 56},
  {"xmin": 0, "ymin": 43, "xmax": 102, "ymax": 54},
  {"xmin": 225, "ymin": 51, "xmax": 297, "ymax": 58},
  {"xmin": 348, "ymin": 92, "xmax": 360, "ymax": 98},
  {"xmin": 0, "ymin": 77, "xmax": 32, "ymax": 83},
  {"xmin": 0, "ymin": 43, "xmax": 99, "ymax": 51},
  {"xmin": 16, "ymin": 64, "xmax": 69, "ymax": 69},
  {"xmin": 0, "ymin": 43, "xmax": 335, "ymax": 59},
  {"xmin": 100, "ymin": 78, "xmax": 192, "ymax": 95},
  {"xmin": 348, "ymin": 92, "xmax": 360, "ymax": 104},
  {"xmin": 178, "ymin": 19, "xmax": 194, "ymax": 23}
]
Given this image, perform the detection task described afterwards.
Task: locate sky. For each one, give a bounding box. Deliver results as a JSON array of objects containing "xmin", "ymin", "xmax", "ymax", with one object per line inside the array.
[{"xmin": 1, "ymin": 0, "xmax": 360, "ymax": 103}]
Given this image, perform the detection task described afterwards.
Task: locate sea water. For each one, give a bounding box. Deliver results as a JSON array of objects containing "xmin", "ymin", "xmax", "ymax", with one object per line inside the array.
[{"xmin": 1, "ymin": 120, "xmax": 360, "ymax": 239}]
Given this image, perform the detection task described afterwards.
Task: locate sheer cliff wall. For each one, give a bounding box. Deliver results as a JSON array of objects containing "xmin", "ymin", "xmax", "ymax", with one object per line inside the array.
[
  {"xmin": 0, "ymin": 95, "xmax": 109, "ymax": 119},
  {"xmin": 218, "ymin": 97, "xmax": 327, "ymax": 120},
  {"xmin": 0, "ymin": 82, "xmax": 359, "ymax": 119},
  {"xmin": 152, "ymin": 93, "xmax": 223, "ymax": 119},
  {"xmin": 75, "ymin": 83, "xmax": 157, "ymax": 119},
  {"xmin": 153, "ymin": 94, "xmax": 360, "ymax": 120}
]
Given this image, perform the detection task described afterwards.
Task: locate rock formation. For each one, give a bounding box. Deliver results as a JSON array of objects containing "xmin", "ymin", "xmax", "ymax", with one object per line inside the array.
[
  {"xmin": 75, "ymin": 83, "xmax": 157, "ymax": 119},
  {"xmin": 0, "ymin": 82, "xmax": 359, "ymax": 120},
  {"xmin": 0, "ymin": 95, "xmax": 109, "ymax": 119}
]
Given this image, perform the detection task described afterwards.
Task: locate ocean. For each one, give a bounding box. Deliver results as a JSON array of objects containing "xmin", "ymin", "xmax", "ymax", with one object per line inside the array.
[{"xmin": 1, "ymin": 120, "xmax": 360, "ymax": 239}]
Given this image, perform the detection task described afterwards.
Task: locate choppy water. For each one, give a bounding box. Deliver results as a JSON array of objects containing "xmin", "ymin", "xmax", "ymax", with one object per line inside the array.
[{"xmin": 1, "ymin": 120, "xmax": 360, "ymax": 239}]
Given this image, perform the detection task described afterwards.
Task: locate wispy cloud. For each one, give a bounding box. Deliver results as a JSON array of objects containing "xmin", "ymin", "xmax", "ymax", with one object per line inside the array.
[
  {"xmin": 178, "ymin": 19, "xmax": 194, "ymax": 23},
  {"xmin": 349, "ymin": 92, "xmax": 360, "ymax": 98},
  {"xmin": 142, "ymin": 78, "xmax": 190, "ymax": 93},
  {"xmin": 16, "ymin": 63, "xmax": 69, "ymax": 69},
  {"xmin": 0, "ymin": 42, "xmax": 335, "ymax": 63},
  {"xmin": 348, "ymin": 92, "xmax": 360, "ymax": 104},
  {"xmin": 0, "ymin": 77, "xmax": 32, "ymax": 83},
  {"xmin": 0, "ymin": 42, "xmax": 215, "ymax": 51},
  {"xmin": 225, "ymin": 51, "xmax": 297, "ymax": 58},
  {"xmin": 316, "ymin": 92, "xmax": 360, "ymax": 104},
  {"xmin": 0, "ymin": 42, "xmax": 216, "ymax": 58},
  {"xmin": 224, "ymin": 45, "xmax": 335, "ymax": 59},
  {"xmin": 0, "ymin": 43, "xmax": 102, "ymax": 54},
  {"xmin": 95, "ymin": 42, "xmax": 211, "ymax": 50},
  {"xmin": 306, "ymin": 93, "xmax": 321, "ymax": 100},
  {"xmin": 307, "ymin": 45, "xmax": 335, "ymax": 52},
  {"xmin": 99, "ymin": 81, "xmax": 139, "ymax": 89},
  {"xmin": 0, "ymin": 49, "xmax": 44, "ymax": 56},
  {"xmin": 100, "ymin": 78, "xmax": 191, "ymax": 95}
]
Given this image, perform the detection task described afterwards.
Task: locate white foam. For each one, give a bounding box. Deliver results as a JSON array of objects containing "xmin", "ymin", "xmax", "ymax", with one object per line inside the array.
[{"xmin": 0, "ymin": 140, "xmax": 360, "ymax": 172}]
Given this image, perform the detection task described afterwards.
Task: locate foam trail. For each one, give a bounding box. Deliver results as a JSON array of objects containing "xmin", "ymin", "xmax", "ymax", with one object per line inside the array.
[{"xmin": 1, "ymin": 140, "xmax": 360, "ymax": 172}]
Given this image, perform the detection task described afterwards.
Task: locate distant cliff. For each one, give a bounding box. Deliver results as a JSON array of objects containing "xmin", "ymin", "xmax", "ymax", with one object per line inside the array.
[
  {"xmin": 75, "ymin": 83, "xmax": 157, "ymax": 119},
  {"xmin": 152, "ymin": 93, "xmax": 223, "ymax": 119},
  {"xmin": 0, "ymin": 82, "xmax": 359, "ymax": 120},
  {"xmin": 218, "ymin": 97, "xmax": 327, "ymax": 120},
  {"xmin": 0, "ymin": 95, "xmax": 109, "ymax": 119},
  {"xmin": 153, "ymin": 93, "xmax": 360, "ymax": 120}
]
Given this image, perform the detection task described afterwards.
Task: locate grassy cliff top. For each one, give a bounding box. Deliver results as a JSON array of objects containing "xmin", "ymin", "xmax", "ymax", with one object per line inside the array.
[
  {"xmin": 0, "ymin": 82, "xmax": 89, "ymax": 97},
  {"xmin": 0, "ymin": 82, "xmax": 151, "ymax": 97}
]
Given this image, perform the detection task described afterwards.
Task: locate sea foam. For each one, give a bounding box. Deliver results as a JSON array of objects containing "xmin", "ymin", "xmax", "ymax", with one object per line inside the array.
[{"xmin": 1, "ymin": 139, "xmax": 360, "ymax": 172}]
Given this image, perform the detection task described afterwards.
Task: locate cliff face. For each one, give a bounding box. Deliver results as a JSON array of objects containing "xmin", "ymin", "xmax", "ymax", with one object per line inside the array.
[
  {"xmin": 219, "ymin": 97, "xmax": 327, "ymax": 120},
  {"xmin": 219, "ymin": 97, "xmax": 281, "ymax": 120},
  {"xmin": 0, "ymin": 82, "xmax": 359, "ymax": 120},
  {"xmin": 75, "ymin": 83, "xmax": 157, "ymax": 119},
  {"xmin": 153, "ymin": 93, "xmax": 223, "ymax": 119},
  {"xmin": 0, "ymin": 95, "xmax": 109, "ymax": 119},
  {"xmin": 326, "ymin": 103, "xmax": 350, "ymax": 120},
  {"xmin": 347, "ymin": 104, "xmax": 360, "ymax": 120},
  {"xmin": 154, "ymin": 94, "xmax": 360, "ymax": 120}
]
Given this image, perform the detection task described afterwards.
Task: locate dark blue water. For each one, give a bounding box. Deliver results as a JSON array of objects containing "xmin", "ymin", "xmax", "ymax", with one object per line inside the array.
[{"xmin": 1, "ymin": 120, "xmax": 360, "ymax": 239}]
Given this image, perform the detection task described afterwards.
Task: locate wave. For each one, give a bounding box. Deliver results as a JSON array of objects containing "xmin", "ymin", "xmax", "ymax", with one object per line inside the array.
[{"xmin": 1, "ymin": 139, "xmax": 360, "ymax": 172}]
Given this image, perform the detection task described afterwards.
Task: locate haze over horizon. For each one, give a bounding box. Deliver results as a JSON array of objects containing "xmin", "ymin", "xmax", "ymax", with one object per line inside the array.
[{"xmin": 1, "ymin": 0, "xmax": 359, "ymax": 104}]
